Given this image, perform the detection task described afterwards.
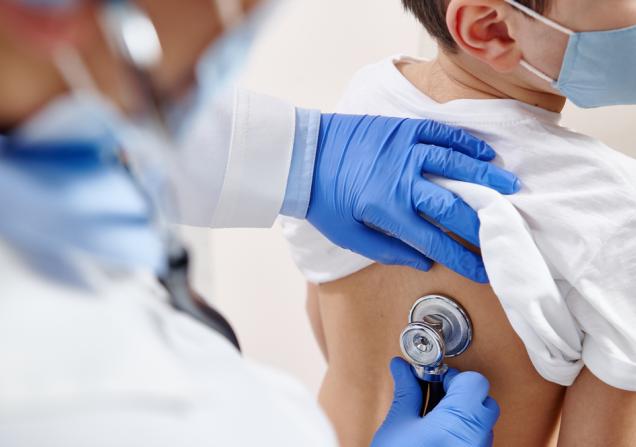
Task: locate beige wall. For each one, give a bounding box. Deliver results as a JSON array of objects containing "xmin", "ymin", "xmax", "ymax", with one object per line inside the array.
[{"xmin": 186, "ymin": 0, "xmax": 636, "ymax": 396}]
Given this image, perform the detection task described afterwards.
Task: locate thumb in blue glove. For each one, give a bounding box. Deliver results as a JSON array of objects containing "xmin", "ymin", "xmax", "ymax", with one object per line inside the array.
[{"xmin": 371, "ymin": 358, "xmax": 500, "ymax": 447}]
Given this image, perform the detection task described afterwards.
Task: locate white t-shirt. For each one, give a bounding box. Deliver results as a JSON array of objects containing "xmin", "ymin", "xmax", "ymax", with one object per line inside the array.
[{"xmin": 281, "ymin": 55, "xmax": 636, "ymax": 391}]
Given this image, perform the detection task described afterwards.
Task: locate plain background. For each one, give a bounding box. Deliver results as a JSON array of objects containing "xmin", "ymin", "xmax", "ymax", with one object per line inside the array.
[{"xmin": 182, "ymin": 0, "xmax": 636, "ymax": 396}]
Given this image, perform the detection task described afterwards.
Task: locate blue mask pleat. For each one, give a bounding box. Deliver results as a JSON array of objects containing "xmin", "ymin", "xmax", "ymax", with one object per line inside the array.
[
  {"xmin": 557, "ymin": 24, "xmax": 636, "ymax": 108},
  {"xmin": 0, "ymin": 138, "xmax": 166, "ymax": 279}
]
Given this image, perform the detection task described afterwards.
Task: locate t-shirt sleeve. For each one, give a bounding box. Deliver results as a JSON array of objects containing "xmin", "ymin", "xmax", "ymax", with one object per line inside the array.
[
  {"xmin": 280, "ymin": 217, "xmax": 374, "ymax": 284},
  {"xmin": 566, "ymin": 213, "xmax": 636, "ymax": 391}
]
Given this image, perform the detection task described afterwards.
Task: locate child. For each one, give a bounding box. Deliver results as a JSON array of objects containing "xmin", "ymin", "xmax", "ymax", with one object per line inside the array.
[{"xmin": 282, "ymin": 0, "xmax": 636, "ymax": 445}]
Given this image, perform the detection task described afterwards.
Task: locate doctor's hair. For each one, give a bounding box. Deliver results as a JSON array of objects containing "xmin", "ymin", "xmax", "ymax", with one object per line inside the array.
[{"xmin": 402, "ymin": 0, "xmax": 551, "ymax": 51}]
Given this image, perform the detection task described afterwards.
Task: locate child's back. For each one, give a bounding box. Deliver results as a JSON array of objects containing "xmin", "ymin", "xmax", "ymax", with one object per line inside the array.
[
  {"xmin": 282, "ymin": 54, "xmax": 636, "ymax": 446},
  {"xmin": 282, "ymin": 0, "xmax": 636, "ymax": 444}
]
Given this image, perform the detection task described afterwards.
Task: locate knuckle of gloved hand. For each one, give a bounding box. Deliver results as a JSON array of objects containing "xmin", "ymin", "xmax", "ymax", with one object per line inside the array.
[
  {"xmin": 487, "ymin": 400, "xmax": 501, "ymax": 421},
  {"xmin": 357, "ymin": 200, "xmax": 384, "ymax": 224},
  {"xmin": 476, "ymin": 160, "xmax": 491, "ymax": 183},
  {"xmin": 452, "ymin": 371, "xmax": 490, "ymax": 394},
  {"xmin": 425, "ymin": 194, "xmax": 456, "ymax": 225},
  {"xmin": 423, "ymin": 234, "xmax": 441, "ymax": 259},
  {"xmin": 408, "ymin": 142, "xmax": 424, "ymax": 160},
  {"xmin": 421, "ymin": 119, "xmax": 442, "ymax": 138},
  {"xmin": 468, "ymin": 371, "xmax": 491, "ymax": 389},
  {"xmin": 418, "ymin": 145, "xmax": 444, "ymax": 172},
  {"xmin": 439, "ymin": 195, "xmax": 460, "ymax": 222},
  {"xmin": 450, "ymin": 127, "xmax": 466, "ymax": 146},
  {"xmin": 440, "ymin": 150, "xmax": 458, "ymax": 178},
  {"xmin": 481, "ymin": 396, "xmax": 500, "ymax": 417},
  {"xmin": 359, "ymin": 201, "xmax": 395, "ymax": 231}
]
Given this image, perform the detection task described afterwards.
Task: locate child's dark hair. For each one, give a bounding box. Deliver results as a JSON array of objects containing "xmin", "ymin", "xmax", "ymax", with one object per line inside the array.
[{"xmin": 402, "ymin": 0, "xmax": 551, "ymax": 51}]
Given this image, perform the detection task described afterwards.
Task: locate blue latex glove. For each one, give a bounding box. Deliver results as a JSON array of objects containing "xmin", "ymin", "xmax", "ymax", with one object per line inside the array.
[
  {"xmin": 307, "ymin": 114, "xmax": 520, "ymax": 283},
  {"xmin": 372, "ymin": 358, "xmax": 500, "ymax": 447}
]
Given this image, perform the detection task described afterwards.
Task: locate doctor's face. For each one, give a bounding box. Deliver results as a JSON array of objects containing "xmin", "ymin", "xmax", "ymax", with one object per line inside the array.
[
  {"xmin": 0, "ymin": 0, "xmax": 265, "ymax": 121},
  {"xmin": 131, "ymin": 0, "xmax": 265, "ymax": 98}
]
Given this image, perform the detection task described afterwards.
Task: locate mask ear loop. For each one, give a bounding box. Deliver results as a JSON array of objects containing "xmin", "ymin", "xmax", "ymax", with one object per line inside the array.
[
  {"xmin": 212, "ymin": 0, "xmax": 245, "ymax": 30},
  {"xmin": 503, "ymin": 0, "xmax": 575, "ymax": 35},
  {"xmin": 518, "ymin": 60, "xmax": 557, "ymax": 84},
  {"xmin": 503, "ymin": 0, "xmax": 575, "ymax": 84},
  {"xmin": 53, "ymin": 45, "xmax": 100, "ymax": 94}
]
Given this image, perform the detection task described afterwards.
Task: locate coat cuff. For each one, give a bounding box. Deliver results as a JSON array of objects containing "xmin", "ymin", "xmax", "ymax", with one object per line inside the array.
[
  {"xmin": 212, "ymin": 89, "xmax": 296, "ymax": 228},
  {"xmin": 279, "ymin": 108, "xmax": 321, "ymax": 219}
]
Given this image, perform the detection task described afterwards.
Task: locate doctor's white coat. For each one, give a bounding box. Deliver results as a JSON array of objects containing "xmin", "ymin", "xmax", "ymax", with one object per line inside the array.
[
  {"xmin": 0, "ymin": 240, "xmax": 337, "ymax": 446},
  {"xmin": 173, "ymin": 89, "xmax": 301, "ymax": 229},
  {"xmin": 0, "ymin": 91, "xmax": 337, "ymax": 446}
]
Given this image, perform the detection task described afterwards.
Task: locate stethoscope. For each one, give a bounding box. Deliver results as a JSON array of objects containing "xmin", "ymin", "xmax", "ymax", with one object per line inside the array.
[
  {"xmin": 400, "ymin": 294, "xmax": 473, "ymax": 416},
  {"xmin": 98, "ymin": 0, "xmax": 243, "ymax": 351}
]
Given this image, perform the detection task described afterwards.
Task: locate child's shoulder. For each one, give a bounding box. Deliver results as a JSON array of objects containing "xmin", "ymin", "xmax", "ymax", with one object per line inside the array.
[
  {"xmin": 356, "ymin": 56, "xmax": 636, "ymax": 191},
  {"xmin": 526, "ymin": 119, "xmax": 636, "ymax": 194},
  {"xmin": 505, "ymin": 121, "xmax": 636, "ymax": 278},
  {"xmin": 336, "ymin": 55, "xmax": 424, "ymax": 116},
  {"xmin": 342, "ymin": 55, "xmax": 400, "ymax": 93},
  {"xmin": 338, "ymin": 55, "xmax": 636, "ymax": 229}
]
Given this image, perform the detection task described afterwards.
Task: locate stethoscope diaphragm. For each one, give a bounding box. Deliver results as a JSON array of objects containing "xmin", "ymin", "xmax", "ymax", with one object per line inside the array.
[
  {"xmin": 408, "ymin": 294, "xmax": 472, "ymax": 358},
  {"xmin": 400, "ymin": 321, "xmax": 445, "ymax": 368},
  {"xmin": 399, "ymin": 294, "xmax": 473, "ymax": 415}
]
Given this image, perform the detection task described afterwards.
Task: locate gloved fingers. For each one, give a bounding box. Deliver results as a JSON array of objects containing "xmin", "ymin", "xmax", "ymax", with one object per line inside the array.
[
  {"xmin": 414, "ymin": 120, "xmax": 496, "ymax": 161},
  {"xmin": 479, "ymin": 431, "xmax": 495, "ymax": 447},
  {"xmin": 442, "ymin": 368, "xmax": 460, "ymax": 390},
  {"xmin": 478, "ymin": 401, "xmax": 500, "ymax": 447},
  {"xmin": 363, "ymin": 207, "xmax": 488, "ymax": 283},
  {"xmin": 411, "ymin": 179, "xmax": 481, "ymax": 247},
  {"xmin": 353, "ymin": 223, "xmax": 433, "ymax": 271},
  {"xmin": 386, "ymin": 357, "xmax": 424, "ymax": 420},
  {"xmin": 443, "ymin": 371, "xmax": 492, "ymax": 403},
  {"xmin": 483, "ymin": 397, "xmax": 501, "ymax": 420},
  {"xmin": 414, "ymin": 144, "xmax": 521, "ymax": 195}
]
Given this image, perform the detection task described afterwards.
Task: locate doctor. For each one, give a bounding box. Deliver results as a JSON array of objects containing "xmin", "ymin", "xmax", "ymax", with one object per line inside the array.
[{"xmin": 0, "ymin": 0, "xmax": 505, "ymax": 445}]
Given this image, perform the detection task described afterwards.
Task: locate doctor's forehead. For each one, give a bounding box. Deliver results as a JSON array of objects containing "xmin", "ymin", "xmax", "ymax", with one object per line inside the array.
[
  {"xmin": 549, "ymin": 0, "xmax": 636, "ymax": 31},
  {"xmin": 34, "ymin": 0, "xmax": 265, "ymax": 9}
]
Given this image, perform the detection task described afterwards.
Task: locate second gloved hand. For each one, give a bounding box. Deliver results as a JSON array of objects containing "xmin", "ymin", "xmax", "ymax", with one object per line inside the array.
[
  {"xmin": 372, "ymin": 358, "xmax": 500, "ymax": 447},
  {"xmin": 307, "ymin": 114, "xmax": 520, "ymax": 283}
]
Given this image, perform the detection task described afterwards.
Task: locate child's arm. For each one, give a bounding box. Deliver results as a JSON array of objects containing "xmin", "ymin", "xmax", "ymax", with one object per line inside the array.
[
  {"xmin": 306, "ymin": 282, "xmax": 328, "ymax": 361},
  {"xmin": 558, "ymin": 216, "xmax": 636, "ymax": 447},
  {"xmin": 558, "ymin": 367, "xmax": 636, "ymax": 447}
]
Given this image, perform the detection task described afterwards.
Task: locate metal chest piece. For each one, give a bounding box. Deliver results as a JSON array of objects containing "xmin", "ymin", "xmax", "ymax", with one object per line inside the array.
[
  {"xmin": 409, "ymin": 295, "xmax": 472, "ymax": 358},
  {"xmin": 400, "ymin": 295, "xmax": 472, "ymax": 381}
]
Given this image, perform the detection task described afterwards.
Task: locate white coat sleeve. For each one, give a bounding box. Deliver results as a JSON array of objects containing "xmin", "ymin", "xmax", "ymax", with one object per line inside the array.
[{"xmin": 173, "ymin": 88, "xmax": 300, "ymax": 228}]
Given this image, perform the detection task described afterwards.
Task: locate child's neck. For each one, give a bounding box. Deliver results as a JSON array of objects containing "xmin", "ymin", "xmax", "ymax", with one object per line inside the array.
[{"xmin": 399, "ymin": 52, "xmax": 566, "ymax": 113}]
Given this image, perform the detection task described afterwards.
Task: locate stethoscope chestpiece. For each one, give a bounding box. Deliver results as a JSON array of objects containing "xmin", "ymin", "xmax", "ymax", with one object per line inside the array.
[
  {"xmin": 400, "ymin": 321, "xmax": 445, "ymax": 369},
  {"xmin": 400, "ymin": 294, "xmax": 473, "ymax": 379},
  {"xmin": 400, "ymin": 294, "xmax": 472, "ymax": 415},
  {"xmin": 408, "ymin": 294, "xmax": 472, "ymax": 358}
]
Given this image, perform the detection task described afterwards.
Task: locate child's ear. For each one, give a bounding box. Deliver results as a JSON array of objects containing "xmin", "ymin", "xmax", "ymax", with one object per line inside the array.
[{"xmin": 446, "ymin": 0, "xmax": 521, "ymax": 72}]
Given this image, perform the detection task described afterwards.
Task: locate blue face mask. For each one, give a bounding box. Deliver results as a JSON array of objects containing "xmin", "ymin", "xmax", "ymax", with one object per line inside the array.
[
  {"xmin": 0, "ymin": 94, "xmax": 166, "ymax": 277},
  {"xmin": 505, "ymin": 0, "xmax": 636, "ymax": 108}
]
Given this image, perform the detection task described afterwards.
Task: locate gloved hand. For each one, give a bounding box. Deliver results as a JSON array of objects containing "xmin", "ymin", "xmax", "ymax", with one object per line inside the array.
[
  {"xmin": 307, "ymin": 114, "xmax": 520, "ymax": 283},
  {"xmin": 372, "ymin": 358, "xmax": 500, "ymax": 447}
]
